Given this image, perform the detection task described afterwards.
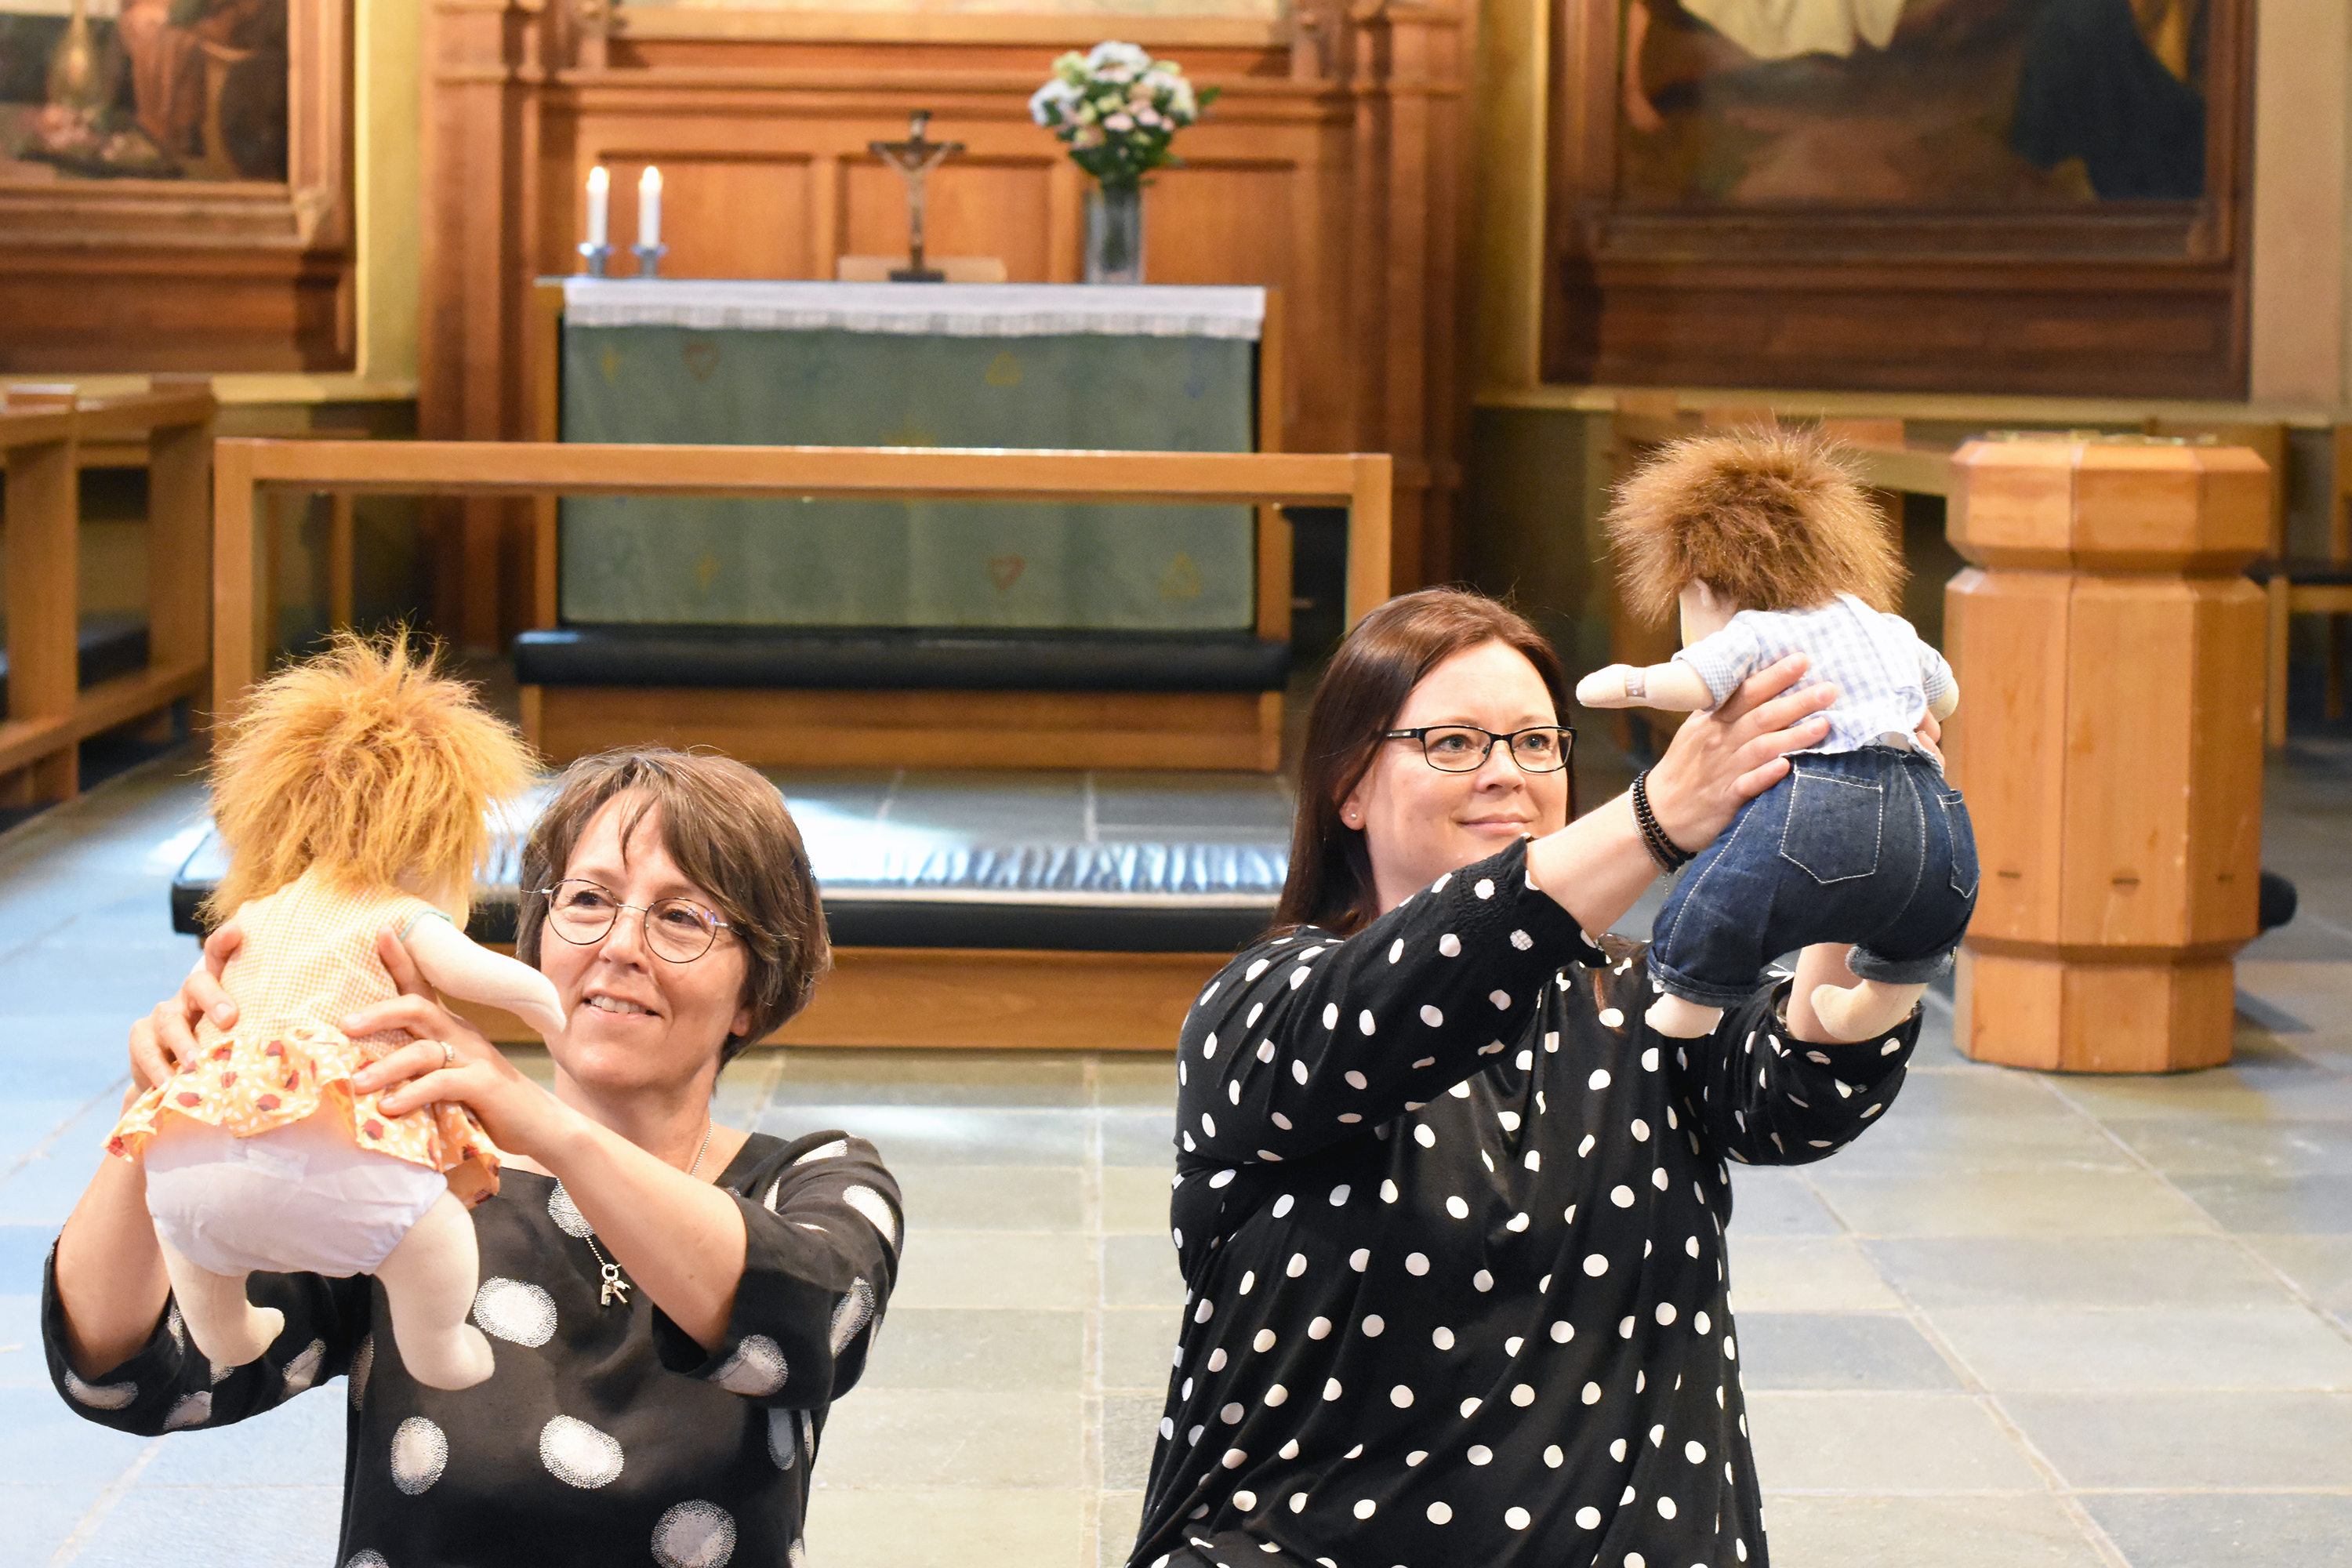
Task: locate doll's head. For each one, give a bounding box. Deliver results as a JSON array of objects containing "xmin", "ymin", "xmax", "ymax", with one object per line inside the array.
[
  {"xmin": 1605, "ymin": 427, "xmax": 1904, "ymax": 626},
  {"xmin": 202, "ymin": 632, "xmax": 537, "ymax": 923}
]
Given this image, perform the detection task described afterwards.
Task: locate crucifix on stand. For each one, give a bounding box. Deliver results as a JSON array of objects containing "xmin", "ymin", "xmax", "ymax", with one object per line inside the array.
[{"xmin": 869, "ymin": 110, "xmax": 964, "ymax": 282}]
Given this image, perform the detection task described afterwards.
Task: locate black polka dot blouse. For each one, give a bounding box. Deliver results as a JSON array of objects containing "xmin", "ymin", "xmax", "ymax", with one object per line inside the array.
[
  {"xmin": 44, "ymin": 1131, "xmax": 898, "ymax": 1568},
  {"xmin": 1130, "ymin": 839, "xmax": 1920, "ymax": 1568}
]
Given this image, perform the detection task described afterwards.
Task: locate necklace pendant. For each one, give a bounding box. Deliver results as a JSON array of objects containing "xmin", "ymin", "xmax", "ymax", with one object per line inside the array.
[{"xmin": 599, "ymin": 1263, "xmax": 630, "ymax": 1307}]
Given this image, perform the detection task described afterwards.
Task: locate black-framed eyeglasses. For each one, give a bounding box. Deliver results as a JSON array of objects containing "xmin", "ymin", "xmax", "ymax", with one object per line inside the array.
[
  {"xmin": 536, "ymin": 879, "xmax": 733, "ymax": 964},
  {"xmin": 1382, "ymin": 724, "xmax": 1576, "ymax": 774}
]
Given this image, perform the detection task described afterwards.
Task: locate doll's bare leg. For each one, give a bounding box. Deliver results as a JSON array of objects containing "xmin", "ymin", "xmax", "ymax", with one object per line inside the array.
[
  {"xmin": 374, "ymin": 1192, "xmax": 494, "ymax": 1390},
  {"xmin": 1809, "ymin": 979, "xmax": 1927, "ymax": 1043},
  {"xmin": 154, "ymin": 1229, "xmax": 285, "ymax": 1369},
  {"xmin": 1646, "ymin": 993, "xmax": 1722, "ymax": 1038}
]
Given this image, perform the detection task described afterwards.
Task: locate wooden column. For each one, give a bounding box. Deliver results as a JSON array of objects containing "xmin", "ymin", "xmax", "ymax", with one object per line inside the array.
[{"xmin": 1945, "ymin": 438, "xmax": 2269, "ymax": 1073}]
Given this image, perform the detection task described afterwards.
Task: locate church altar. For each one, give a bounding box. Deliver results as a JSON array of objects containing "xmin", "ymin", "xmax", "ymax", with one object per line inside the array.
[{"xmin": 551, "ymin": 278, "xmax": 1271, "ymax": 631}]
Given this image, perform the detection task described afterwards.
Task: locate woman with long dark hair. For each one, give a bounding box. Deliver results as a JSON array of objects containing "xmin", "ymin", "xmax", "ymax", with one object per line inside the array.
[{"xmin": 1129, "ymin": 587, "xmax": 1926, "ymax": 1567}]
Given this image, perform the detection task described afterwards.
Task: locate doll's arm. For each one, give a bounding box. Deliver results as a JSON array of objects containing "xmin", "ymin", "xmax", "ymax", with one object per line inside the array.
[
  {"xmin": 401, "ymin": 916, "xmax": 567, "ymax": 1040},
  {"xmin": 1920, "ymin": 644, "xmax": 1959, "ymax": 722},
  {"xmin": 1575, "ymin": 660, "xmax": 1717, "ymax": 711}
]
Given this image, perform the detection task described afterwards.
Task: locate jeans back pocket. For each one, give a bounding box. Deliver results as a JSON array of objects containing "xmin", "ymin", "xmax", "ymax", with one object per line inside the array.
[
  {"xmin": 1940, "ymin": 789, "xmax": 1980, "ymax": 899},
  {"xmin": 1778, "ymin": 769, "xmax": 1884, "ymax": 885}
]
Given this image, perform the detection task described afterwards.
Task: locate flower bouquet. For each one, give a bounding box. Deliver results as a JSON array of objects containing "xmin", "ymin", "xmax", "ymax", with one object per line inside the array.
[{"xmin": 1029, "ymin": 41, "xmax": 1220, "ymax": 283}]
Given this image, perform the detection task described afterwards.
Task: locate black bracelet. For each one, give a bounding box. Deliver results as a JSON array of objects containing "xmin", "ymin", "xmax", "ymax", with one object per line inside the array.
[{"xmin": 1631, "ymin": 770, "xmax": 1694, "ymax": 873}]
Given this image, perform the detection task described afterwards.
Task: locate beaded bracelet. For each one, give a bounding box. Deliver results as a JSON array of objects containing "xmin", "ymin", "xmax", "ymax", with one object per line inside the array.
[{"xmin": 1630, "ymin": 770, "xmax": 1694, "ymax": 874}]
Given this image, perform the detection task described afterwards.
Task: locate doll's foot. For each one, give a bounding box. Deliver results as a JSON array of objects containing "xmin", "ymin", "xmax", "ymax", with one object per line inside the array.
[
  {"xmin": 1646, "ymin": 994, "xmax": 1722, "ymax": 1038},
  {"xmin": 199, "ymin": 1305, "xmax": 285, "ymax": 1371},
  {"xmin": 1809, "ymin": 980, "xmax": 1926, "ymax": 1043},
  {"xmin": 398, "ymin": 1323, "xmax": 495, "ymax": 1391}
]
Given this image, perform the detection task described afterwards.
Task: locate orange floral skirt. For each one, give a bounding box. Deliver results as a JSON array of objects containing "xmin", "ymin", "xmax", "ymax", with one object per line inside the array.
[{"xmin": 108, "ymin": 1022, "xmax": 500, "ymax": 1207}]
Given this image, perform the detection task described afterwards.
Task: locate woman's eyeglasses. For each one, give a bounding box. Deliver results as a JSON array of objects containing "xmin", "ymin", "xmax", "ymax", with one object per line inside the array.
[
  {"xmin": 1382, "ymin": 724, "xmax": 1575, "ymax": 774},
  {"xmin": 536, "ymin": 879, "xmax": 731, "ymax": 963}
]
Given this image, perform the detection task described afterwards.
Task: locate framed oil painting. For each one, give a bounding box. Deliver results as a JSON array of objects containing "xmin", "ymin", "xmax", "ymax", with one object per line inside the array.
[
  {"xmin": 1544, "ymin": 0, "xmax": 2253, "ymax": 397},
  {"xmin": 1, "ymin": 0, "xmax": 289, "ymax": 182},
  {"xmin": 0, "ymin": 0, "xmax": 350, "ymax": 373}
]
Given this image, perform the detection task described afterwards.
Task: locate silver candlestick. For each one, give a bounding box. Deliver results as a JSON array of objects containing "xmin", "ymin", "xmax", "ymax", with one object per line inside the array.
[
  {"xmin": 577, "ymin": 241, "xmax": 613, "ymax": 277},
  {"xmin": 632, "ymin": 242, "xmax": 667, "ymax": 278}
]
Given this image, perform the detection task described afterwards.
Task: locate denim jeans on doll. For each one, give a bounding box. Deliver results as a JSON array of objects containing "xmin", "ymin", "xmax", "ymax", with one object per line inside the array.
[{"xmin": 1646, "ymin": 745, "xmax": 1980, "ymax": 1011}]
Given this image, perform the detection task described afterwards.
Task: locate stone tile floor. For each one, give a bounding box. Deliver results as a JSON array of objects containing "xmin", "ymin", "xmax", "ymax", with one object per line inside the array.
[{"xmin": 0, "ymin": 746, "xmax": 2347, "ymax": 1566}]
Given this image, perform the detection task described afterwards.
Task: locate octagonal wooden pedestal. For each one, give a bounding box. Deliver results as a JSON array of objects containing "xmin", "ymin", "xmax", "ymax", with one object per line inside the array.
[{"xmin": 1944, "ymin": 437, "xmax": 2267, "ymax": 1073}]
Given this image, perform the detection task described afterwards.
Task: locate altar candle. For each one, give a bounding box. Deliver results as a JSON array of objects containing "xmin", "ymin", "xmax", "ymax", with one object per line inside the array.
[
  {"xmin": 638, "ymin": 166, "xmax": 662, "ymax": 249},
  {"xmin": 585, "ymin": 165, "xmax": 609, "ymax": 249}
]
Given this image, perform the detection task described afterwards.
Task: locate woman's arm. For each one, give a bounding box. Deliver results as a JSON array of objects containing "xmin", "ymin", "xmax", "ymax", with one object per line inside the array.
[
  {"xmin": 347, "ymin": 933, "xmax": 750, "ymax": 1351},
  {"xmin": 1178, "ymin": 838, "xmax": 1602, "ymax": 1171}
]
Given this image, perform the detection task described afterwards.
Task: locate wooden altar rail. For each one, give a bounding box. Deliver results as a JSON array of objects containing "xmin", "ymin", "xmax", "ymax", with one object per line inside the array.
[
  {"xmin": 0, "ymin": 380, "xmax": 215, "ymax": 806},
  {"xmin": 211, "ymin": 439, "xmax": 1396, "ymax": 731}
]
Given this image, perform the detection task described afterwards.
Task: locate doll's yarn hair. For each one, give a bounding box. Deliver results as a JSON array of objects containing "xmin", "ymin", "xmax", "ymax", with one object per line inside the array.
[
  {"xmin": 1605, "ymin": 427, "xmax": 1905, "ymax": 626},
  {"xmin": 201, "ymin": 632, "xmax": 536, "ymax": 924}
]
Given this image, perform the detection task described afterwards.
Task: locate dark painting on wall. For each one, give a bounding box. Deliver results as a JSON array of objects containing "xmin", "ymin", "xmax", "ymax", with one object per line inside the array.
[
  {"xmin": 0, "ymin": 0, "xmax": 288, "ymax": 182},
  {"xmin": 1613, "ymin": 0, "xmax": 2207, "ymax": 205}
]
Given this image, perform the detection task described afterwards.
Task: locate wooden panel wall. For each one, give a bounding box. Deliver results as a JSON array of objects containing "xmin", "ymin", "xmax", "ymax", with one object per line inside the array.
[{"xmin": 419, "ymin": 2, "xmax": 1471, "ymax": 650}]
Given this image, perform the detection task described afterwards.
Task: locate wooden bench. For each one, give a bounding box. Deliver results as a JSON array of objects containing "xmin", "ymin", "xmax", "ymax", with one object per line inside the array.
[
  {"xmin": 212, "ymin": 441, "xmax": 1393, "ymax": 766},
  {"xmin": 0, "ymin": 379, "xmax": 215, "ymax": 807}
]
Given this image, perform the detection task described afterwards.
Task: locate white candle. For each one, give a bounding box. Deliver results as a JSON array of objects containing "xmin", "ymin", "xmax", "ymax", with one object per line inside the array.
[
  {"xmin": 585, "ymin": 165, "xmax": 609, "ymax": 249},
  {"xmin": 638, "ymin": 166, "xmax": 662, "ymax": 249}
]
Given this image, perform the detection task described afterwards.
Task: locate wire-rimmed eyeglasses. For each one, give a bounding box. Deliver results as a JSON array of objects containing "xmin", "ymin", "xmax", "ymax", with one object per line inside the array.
[
  {"xmin": 1381, "ymin": 724, "xmax": 1575, "ymax": 774},
  {"xmin": 536, "ymin": 879, "xmax": 732, "ymax": 963}
]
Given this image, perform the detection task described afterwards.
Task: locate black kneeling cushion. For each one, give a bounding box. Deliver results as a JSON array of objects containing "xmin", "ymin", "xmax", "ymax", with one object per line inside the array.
[{"xmin": 514, "ymin": 625, "xmax": 1291, "ymax": 693}]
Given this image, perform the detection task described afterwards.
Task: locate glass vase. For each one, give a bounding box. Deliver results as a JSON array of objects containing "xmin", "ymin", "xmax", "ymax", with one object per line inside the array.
[{"xmin": 1083, "ymin": 183, "xmax": 1145, "ymax": 285}]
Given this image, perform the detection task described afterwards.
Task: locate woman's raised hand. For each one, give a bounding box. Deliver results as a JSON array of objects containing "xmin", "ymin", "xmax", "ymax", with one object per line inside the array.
[
  {"xmin": 343, "ymin": 929, "xmax": 575, "ymax": 1163},
  {"xmin": 1642, "ymin": 653, "xmax": 1837, "ymax": 852}
]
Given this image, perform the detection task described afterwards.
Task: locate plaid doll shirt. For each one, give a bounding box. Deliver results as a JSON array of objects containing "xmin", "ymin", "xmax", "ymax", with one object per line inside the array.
[{"xmin": 1672, "ymin": 593, "xmax": 1956, "ymax": 755}]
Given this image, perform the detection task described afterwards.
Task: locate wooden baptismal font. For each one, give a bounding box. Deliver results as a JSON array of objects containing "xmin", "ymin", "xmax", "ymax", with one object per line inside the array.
[{"xmin": 1944, "ymin": 436, "xmax": 2269, "ymax": 1073}]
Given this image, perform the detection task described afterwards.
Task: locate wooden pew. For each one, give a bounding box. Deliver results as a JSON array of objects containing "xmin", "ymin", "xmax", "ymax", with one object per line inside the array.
[
  {"xmin": 0, "ymin": 379, "xmax": 215, "ymax": 807},
  {"xmin": 212, "ymin": 441, "xmax": 1395, "ymax": 735}
]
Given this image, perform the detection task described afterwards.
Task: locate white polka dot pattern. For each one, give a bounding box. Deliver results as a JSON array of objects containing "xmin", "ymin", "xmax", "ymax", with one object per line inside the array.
[
  {"xmin": 539, "ymin": 1414, "xmax": 626, "ymax": 1489},
  {"xmin": 711, "ymin": 1335, "xmax": 789, "ymax": 1396},
  {"xmin": 767, "ymin": 1407, "xmax": 798, "ymax": 1470},
  {"xmin": 163, "ymin": 1391, "xmax": 212, "ymax": 1430},
  {"xmin": 841, "ymin": 1184, "xmax": 898, "ymax": 1247},
  {"xmin": 347, "ymin": 1333, "xmax": 373, "ymax": 1411},
  {"xmin": 652, "ymin": 1500, "xmax": 739, "ymax": 1568},
  {"xmin": 62, "ymin": 1367, "xmax": 136, "ymax": 1410},
  {"xmin": 473, "ymin": 1277, "xmax": 558, "ymax": 1348},
  {"xmin": 281, "ymin": 1338, "xmax": 327, "ymax": 1398},
  {"xmin": 548, "ymin": 1181, "xmax": 594, "ymax": 1238},
  {"xmin": 390, "ymin": 1415, "xmax": 449, "ymax": 1495},
  {"xmin": 829, "ymin": 1278, "xmax": 877, "ymax": 1355}
]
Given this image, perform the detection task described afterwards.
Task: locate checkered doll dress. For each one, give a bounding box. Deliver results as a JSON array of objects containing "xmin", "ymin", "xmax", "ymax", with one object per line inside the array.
[{"xmin": 108, "ymin": 870, "xmax": 501, "ymax": 1206}]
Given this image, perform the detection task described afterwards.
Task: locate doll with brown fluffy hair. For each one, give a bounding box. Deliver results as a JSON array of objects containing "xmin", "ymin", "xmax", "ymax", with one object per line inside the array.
[
  {"xmin": 1577, "ymin": 429, "xmax": 1979, "ymax": 1043},
  {"xmin": 107, "ymin": 634, "xmax": 562, "ymax": 1389}
]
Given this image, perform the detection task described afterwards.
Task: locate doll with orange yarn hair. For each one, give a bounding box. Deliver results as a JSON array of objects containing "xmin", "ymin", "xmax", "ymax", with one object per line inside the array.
[{"xmin": 107, "ymin": 634, "xmax": 563, "ymax": 1390}]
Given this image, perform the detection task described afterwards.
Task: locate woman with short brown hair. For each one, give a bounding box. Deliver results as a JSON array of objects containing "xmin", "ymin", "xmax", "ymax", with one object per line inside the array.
[
  {"xmin": 49, "ymin": 746, "xmax": 893, "ymax": 1568},
  {"xmin": 1130, "ymin": 587, "xmax": 1925, "ymax": 1568}
]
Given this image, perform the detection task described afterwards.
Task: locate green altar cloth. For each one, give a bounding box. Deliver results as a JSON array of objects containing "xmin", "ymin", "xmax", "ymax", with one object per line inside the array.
[{"xmin": 557, "ymin": 281, "xmax": 1265, "ymax": 631}]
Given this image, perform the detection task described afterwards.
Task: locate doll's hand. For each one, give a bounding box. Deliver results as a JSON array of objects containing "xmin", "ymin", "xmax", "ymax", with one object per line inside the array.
[
  {"xmin": 1645, "ymin": 653, "xmax": 1836, "ymax": 850},
  {"xmin": 1912, "ymin": 709, "xmax": 1945, "ymax": 770},
  {"xmin": 1575, "ymin": 666, "xmax": 1639, "ymax": 710},
  {"xmin": 129, "ymin": 922, "xmax": 244, "ymax": 1094}
]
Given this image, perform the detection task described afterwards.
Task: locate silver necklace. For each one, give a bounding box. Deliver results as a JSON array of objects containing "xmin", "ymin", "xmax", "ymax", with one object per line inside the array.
[{"xmin": 580, "ymin": 1120, "xmax": 715, "ymax": 1309}]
